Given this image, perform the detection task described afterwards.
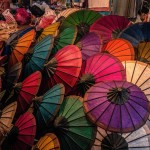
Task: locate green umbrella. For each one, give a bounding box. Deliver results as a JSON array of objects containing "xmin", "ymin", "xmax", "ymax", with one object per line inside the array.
[
  {"xmin": 33, "ymin": 84, "xmax": 65, "ymax": 134},
  {"xmin": 51, "ymin": 26, "xmax": 77, "ymax": 55},
  {"xmin": 60, "ymin": 10, "xmax": 101, "ymax": 43},
  {"xmin": 53, "ymin": 95, "xmax": 96, "ymax": 150}
]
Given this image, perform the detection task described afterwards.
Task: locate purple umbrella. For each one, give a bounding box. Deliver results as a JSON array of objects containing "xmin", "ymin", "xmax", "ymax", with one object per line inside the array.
[
  {"xmin": 76, "ymin": 32, "xmax": 102, "ymax": 61},
  {"xmin": 84, "ymin": 80, "xmax": 150, "ymax": 133}
]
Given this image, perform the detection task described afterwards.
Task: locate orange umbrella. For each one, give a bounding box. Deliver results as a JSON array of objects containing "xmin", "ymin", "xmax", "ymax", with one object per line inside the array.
[{"xmin": 102, "ymin": 38, "xmax": 135, "ymax": 61}]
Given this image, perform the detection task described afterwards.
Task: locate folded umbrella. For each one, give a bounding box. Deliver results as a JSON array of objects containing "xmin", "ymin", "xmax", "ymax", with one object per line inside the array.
[{"xmin": 84, "ymin": 80, "xmax": 150, "ymax": 133}]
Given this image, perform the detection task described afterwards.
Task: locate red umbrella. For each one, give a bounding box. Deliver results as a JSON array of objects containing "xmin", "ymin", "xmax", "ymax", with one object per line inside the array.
[
  {"xmin": 75, "ymin": 53, "xmax": 126, "ymax": 96},
  {"xmin": 14, "ymin": 71, "xmax": 41, "ymax": 116},
  {"xmin": 90, "ymin": 15, "xmax": 131, "ymax": 44},
  {"xmin": 42, "ymin": 45, "xmax": 82, "ymax": 94},
  {"xmin": 1, "ymin": 112, "xmax": 36, "ymax": 150}
]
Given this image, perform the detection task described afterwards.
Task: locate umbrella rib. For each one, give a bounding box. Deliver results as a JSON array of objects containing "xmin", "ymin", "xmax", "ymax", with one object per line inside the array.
[
  {"xmin": 40, "ymin": 105, "xmax": 55, "ymax": 117},
  {"xmin": 38, "ymin": 135, "xmax": 49, "ymax": 148}
]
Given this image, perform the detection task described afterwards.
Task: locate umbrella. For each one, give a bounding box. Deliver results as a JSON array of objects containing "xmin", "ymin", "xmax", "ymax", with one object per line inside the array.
[
  {"xmin": 0, "ymin": 41, "xmax": 4, "ymax": 55},
  {"xmin": 135, "ymin": 42, "xmax": 150, "ymax": 64},
  {"xmin": 102, "ymin": 38, "xmax": 135, "ymax": 61},
  {"xmin": 23, "ymin": 35, "xmax": 54, "ymax": 78},
  {"xmin": 43, "ymin": 45, "xmax": 82, "ymax": 94},
  {"xmin": 76, "ymin": 53, "xmax": 126, "ymax": 97},
  {"xmin": 118, "ymin": 22, "xmax": 150, "ymax": 47},
  {"xmin": 37, "ymin": 22, "xmax": 60, "ymax": 42},
  {"xmin": 33, "ymin": 133, "xmax": 60, "ymax": 150},
  {"xmin": 84, "ymin": 80, "xmax": 150, "ymax": 133},
  {"xmin": 54, "ymin": 8, "xmax": 79, "ymax": 22},
  {"xmin": 33, "ymin": 84, "xmax": 65, "ymax": 134},
  {"xmin": 92, "ymin": 125, "xmax": 150, "ymax": 150},
  {"xmin": 122, "ymin": 61, "xmax": 150, "ymax": 101},
  {"xmin": 0, "ymin": 101, "xmax": 17, "ymax": 131},
  {"xmin": 60, "ymin": 10, "xmax": 101, "ymax": 43},
  {"xmin": 76, "ymin": 32, "xmax": 102, "ymax": 61},
  {"xmin": 8, "ymin": 29, "xmax": 35, "ymax": 67},
  {"xmin": 51, "ymin": 26, "xmax": 77, "ymax": 55},
  {"xmin": 90, "ymin": 15, "xmax": 131, "ymax": 44},
  {"xmin": 2, "ymin": 112, "xmax": 36, "ymax": 150},
  {"xmin": 0, "ymin": 55, "xmax": 7, "ymax": 66},
  {"xmin": 14, "ymin": 71, "xmax": 41, "ymax": 116},
  {"xmin": 53, "ymin": 96, "xmax": 96, "ymax": 150}
]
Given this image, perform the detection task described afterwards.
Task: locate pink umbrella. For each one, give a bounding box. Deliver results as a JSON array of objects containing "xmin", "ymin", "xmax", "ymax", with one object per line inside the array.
[{"xmin": 90, "ymin": 15, "xmax": 132, "ymax": 44}]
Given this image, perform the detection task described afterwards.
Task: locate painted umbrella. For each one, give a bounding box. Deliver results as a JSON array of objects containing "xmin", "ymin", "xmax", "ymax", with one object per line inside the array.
[
  {"xmin": 84, "ymin": 80, "xmax": 150, "ymax": 133},
  {"xmin": 33, "ymin": 84, "xmax": 65, "ymax": 134},
  {"xmin": 90, "ymin": 15, "xmax": 131, "ymax": 44},
  {"xmin": 8, "ymin": 29, "xmax": 35, "ymax": 67},
  {"xmin": 37, "ymin": 22, "xmax": 60, "ymax": 42},
  {"xmin": 122, "ymin": 61, "xmax": 150, "ymax": 101},
  {"xmin": 135, "ymin": 42, "xmax": 150, "ymax": 64},
  {"xmin": 76, "ymin": 53, "xmax": 126, "ymax": 97},
  {"xmin": 13, "ymin": 71, "xmax": 41, "ymax": 117},
  {"xmin": 33, "ymin": 133, "xmax": 60, "ymax": 150},
  {"xmin": 76, "ymin": 32, "xmax": 102, "ymax": 61},
  {"xmin": 102, "ymin": 38, "xmax": 135, "ymax": 62},
  {"xmin": 2, "ymin": 112, "xmax": 36, "ymax": 150},
  {"xmin": 54, "ymin": 8, "xmax": 79, "ymax": 22},
  {"xmin": 118, "ymin": 22, "xmax": 150, "ymax": 47},
  {"xmin": 60, "ymin": 10, "xmax": 101, "ymax": 43},
  {"xmin": 42, "ymin": 45, "xmax": 82, "ymax": 94},
  {"xmin": 23, "ymin": 35, "xmax": 54, "ymax": 78},
  {"xmin": 53, "ymin": 96, "xmax": 96, "ymax": 150},
  {"xmin": 0, "ymin": 41, "xmax": 5, "ymax": 55},
  {"xmin": 92, "ymin": 125, "xmax": 150, "ymax": 150},
  {"xmin": 51, "ymin": 26, "xmax": 77, "ymax": 56}
]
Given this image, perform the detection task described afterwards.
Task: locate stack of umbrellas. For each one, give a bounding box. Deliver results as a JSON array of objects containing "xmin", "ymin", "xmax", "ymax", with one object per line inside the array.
[{"xmin": 0, "ymin": 7, "xmax": 149, "ymax": 150}]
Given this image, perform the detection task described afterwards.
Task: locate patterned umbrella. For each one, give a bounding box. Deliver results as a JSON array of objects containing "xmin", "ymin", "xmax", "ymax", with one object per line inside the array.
[
  {"xmin": 53, "ymin": 96, "xmax": 96, "ymax": 150},
  {"xmin": 90, "ymin": 15, "xmax": 131, "ymax": 44},
  {"xmin": 92, "ymin": 125, "xmax": 150, "ymax": 150},
  {"xmin": 23, "ymin": 35, "xmax": 54, "ymax": 78},
  {"xmin": 135, "ymin": 42, "xmax": 150, "ymax": 64},
  {"xmin": 76, "ymin": 53, "xmax": 126, "ymax": 97},
  {"xmin": 76, "ymin": 32, "xmax": 102, "ymax": 61},
  {"xmin": 118, "ymin": 22, "xmax": 150, "ymax": 47},
  {"xmin": 33, "ymin": 133, "xmax": 60, "ymax": 150},
  {"xmin": 84, "ymin": 81, "xmax": 150, "ymax": 133},
  {"xmin": 2, "ymin": 112, "xmax": 36, "ymax": 150},
  {"xmin": 51, "ymin": 26, "xmax": 77, "ymax": 55},
  {"xmin": 122, "ymin": 61, "xmax": 150, "ymax": 101},
  {"xmin": 102, "ymin": 38, "xmax": 135, "ymax": 61},
  {"xmin": 60, "ymin": 10, "xmax": 101, "ymax": 43},
  {"xmin": 42, "ymin": 45, "xmax": 82, "ymax": 94}
]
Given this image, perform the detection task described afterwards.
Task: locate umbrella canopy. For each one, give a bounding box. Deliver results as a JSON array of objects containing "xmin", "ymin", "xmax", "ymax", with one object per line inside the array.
[
  {"xmin": 92, "ymin": 125, "xmax": 150, "ymax": 150},
  {"xmin": 76, "ymin": 32, "xmax": 102, "ymax": 61},
  {"xmin": 0, "ymin": 41, "xmax": 5, "ymax": 55},
  {"xmin": 2, "ymin": 112, "xmax": 36, "ymax": 150},
  {"xmin": 53, "ymin": 96, "xmax": 96, "ymax": 150},
  {"xmin": 84, "ymin": 80, "xmax": 150, "ymax": 133},
  {"xmin": 90, "ymin": 15, "xmax": 131, "ymax": 44},
  {"xmin": 37, "ymin": 22, "xmax": 60, "ymax": 42},
  {"xmin": 0, "ymin": 101, "xmax": 17, "ymax": 131},
  {"xmin": 118, "ymin": 22, "xmax": 150, "ymax": 47},
  {"xmin": 102, "ymin": 38, "xmax": 135, "ymax": 61},
  {"xmin": 33, "ymin": 84, "xmax": 65, "ymax": 133},
  {"xmin": 8, "ymin": 29, "xmax": 35, "ymax": 67},
  {"xmin": 33, "ymin": 133, "xmax": 60, "ymax": 150},
  {"xmin": 60, "ymin": 10, "xmax": 101, "ymax": 43},
  {"xmin": 0, "ymin": 55, "xmax": 7, "ymax": 66},
  {"xmin": 135, "ymin": 42, "xmax": 150, "ymax": 64},
  {"xmin": 122, "ymin": 61, "xmax": 150, "ymax": 101},
  {"xmin": 23, "ymin": 35, "xmax": 54, "ymax": 78},
  {"xmin": 54, "ymin": 8, "xmax": 79, "ymax": 22},
  {"xmin": 76, "ymin": 53, "xmax": 126, "ymax": 97},
  {"xmin": 43, "ymin": 45, "xmax": 82, "ymax": 94},
  {"xmin": 14, "ymin": 71, "xmax": 41, "ymax": 116},
  {"xmin": 51, "ymin": 26, "xmax": 77, "ymax": 55}
]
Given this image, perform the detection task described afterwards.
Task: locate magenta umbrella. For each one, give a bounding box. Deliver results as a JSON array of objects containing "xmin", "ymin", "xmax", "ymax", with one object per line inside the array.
[
  {"xmin": 76, "ymin": 32, "xmax": 102, "ymax": 60},
  {"xmin": 75, "ymin": 53, "xmax": 126, "ymax": 97},
  {"xmin": 84, "ymin": 80, "xmax": 150, "ymax": 133},
  {"xmin": 90, "ymin": 15, "xmax": 132, "ymax": 44}
]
